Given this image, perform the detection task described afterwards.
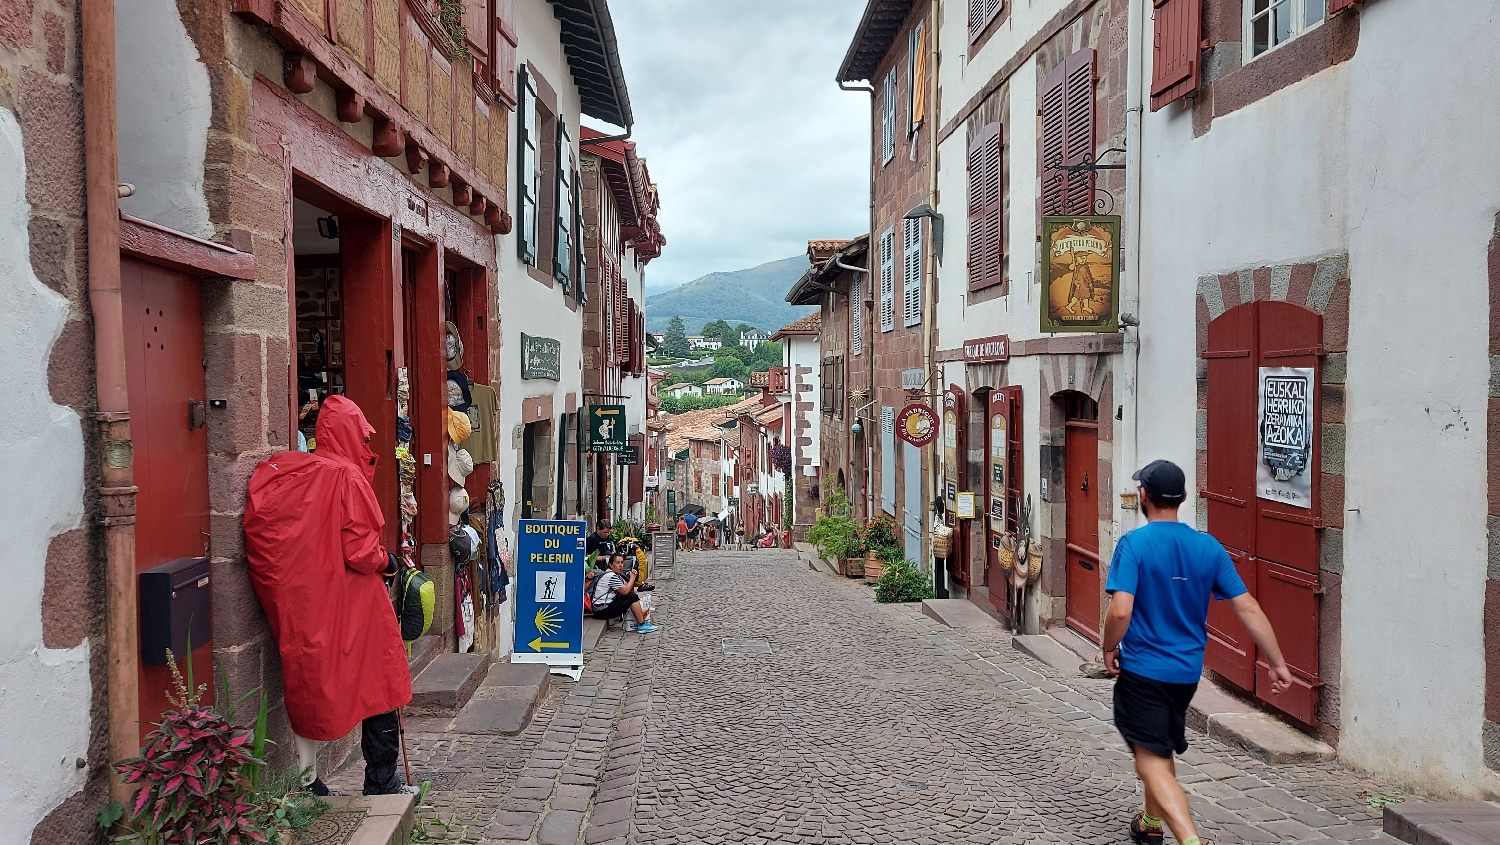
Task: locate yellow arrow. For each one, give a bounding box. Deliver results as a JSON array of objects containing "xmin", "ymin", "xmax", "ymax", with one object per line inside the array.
[{"xmin": 529, "ymin": 638, "xmax": 572, "ymax": 651}]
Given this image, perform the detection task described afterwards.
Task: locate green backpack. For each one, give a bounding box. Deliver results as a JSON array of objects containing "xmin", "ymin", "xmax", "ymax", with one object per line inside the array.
[{"xmin": 394, "ymin": 567, "xmax": 435, "ymax": 647}]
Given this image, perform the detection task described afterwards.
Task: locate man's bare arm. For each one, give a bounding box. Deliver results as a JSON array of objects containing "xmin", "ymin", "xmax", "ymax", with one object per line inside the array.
[
  {"xmin": 1228, "ymin": 592, "xmax": 1293, "ymax": 694},
  {"xmin": 1099, "ymin": 591, "xmax": 1135, "ymax": 675}
]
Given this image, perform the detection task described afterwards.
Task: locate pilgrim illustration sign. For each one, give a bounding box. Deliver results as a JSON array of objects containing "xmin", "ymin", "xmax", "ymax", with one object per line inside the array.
[{"xmin": 1256, "ymin": 367, "xmax": 1315, "ymax": 509}]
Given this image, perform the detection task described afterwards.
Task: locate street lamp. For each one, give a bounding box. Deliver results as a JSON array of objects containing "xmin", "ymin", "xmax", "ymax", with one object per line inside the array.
[{"xmin": 904, "ymin": 203, "xmax": 944, "ymax": 259}]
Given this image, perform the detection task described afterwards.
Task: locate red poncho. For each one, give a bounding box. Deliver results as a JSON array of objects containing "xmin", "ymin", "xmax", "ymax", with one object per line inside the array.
[{"xmin": 244, "ymin": 395, "xmax": 411, "ymax": 741}]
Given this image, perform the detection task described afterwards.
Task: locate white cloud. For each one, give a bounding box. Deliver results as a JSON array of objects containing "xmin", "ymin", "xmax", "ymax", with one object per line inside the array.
[{"xmin": 603, "ymin": 0, "xmax": 872, "ymax": 292}]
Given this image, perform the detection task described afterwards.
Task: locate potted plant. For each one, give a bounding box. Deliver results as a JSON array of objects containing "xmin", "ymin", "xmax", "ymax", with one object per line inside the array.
[
  {"xmin": 644, "ymin": 504, "xmax": 661, "ymax": 533},
  {"xmin": 857, "ymin": 515, "xmax": 901, "ymax": 582},
  {"xmin": 873, "ymin": 557, "xmax": 935, "ymax": 603},
  {"xmin": 807, "ymin": 485, "xmax": 857, "ymax": 573}
]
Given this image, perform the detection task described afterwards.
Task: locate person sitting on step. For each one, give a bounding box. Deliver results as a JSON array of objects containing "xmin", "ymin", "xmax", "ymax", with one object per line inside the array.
[{"xmin": 592, "ymin": 552, "xmax": 658, "ymax": 633}]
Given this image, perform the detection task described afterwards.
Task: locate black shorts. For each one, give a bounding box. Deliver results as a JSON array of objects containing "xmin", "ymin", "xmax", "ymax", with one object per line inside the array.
[
  {"xmin": 1113, "ymin": 669, "xmax": 1198, "ymax": 758},
  {"xmin": 592, "ymin": 591, "xmax": 640, "ymax": 620}
]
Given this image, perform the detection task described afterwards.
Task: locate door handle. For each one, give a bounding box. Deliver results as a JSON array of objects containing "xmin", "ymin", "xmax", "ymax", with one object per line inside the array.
[
  {"xmin": 1078, "ymin": 559, "xmax": 1095, "ymax": 571},
  {"xmin": 1081, "ymin": 473, "xmax": 1089, "ymax": 493},
  {"xmin": 188, "ymin": 398, "xmax": 206, "ymax": 431}
]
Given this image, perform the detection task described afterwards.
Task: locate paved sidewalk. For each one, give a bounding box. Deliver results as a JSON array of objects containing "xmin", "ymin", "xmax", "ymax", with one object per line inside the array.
[{"xmin": 333, "ymin": 549, "xmax": 1405, "ymax": 844}]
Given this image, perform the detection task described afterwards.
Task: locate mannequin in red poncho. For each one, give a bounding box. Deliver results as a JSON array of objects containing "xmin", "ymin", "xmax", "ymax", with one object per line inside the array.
[{"xmin": 244, "ymin": 395, "xmax": 412, "ymax": 795}]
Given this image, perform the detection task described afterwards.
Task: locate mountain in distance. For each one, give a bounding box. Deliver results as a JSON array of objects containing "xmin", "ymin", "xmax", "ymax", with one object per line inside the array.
[{"xmin": 645, "ymin": 255, "xmax": 814, "ymax": 334}]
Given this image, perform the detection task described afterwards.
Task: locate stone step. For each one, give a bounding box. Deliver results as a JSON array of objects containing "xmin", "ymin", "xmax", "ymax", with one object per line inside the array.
[
  {"xmin": 922, "ymin": 598, "xmax": 1003, "ymax": 630},
  {"xmin": 583, "ymin": 617, "xmax": 606, "ymax": 653},
  {"xmin": 408, "ymin": 652, "xmax": 490, "ymax": 717},
  {"xmin": 319, "ymin": 793, "xmax": 415, "ymax": 845},
  {"xmin": 406, "ymin": 634, "xmax": 442, "ymax": 679},
  {"xmin": 1385, "ymin": 802, "xmax": 1500, "ymax": 844},
  {"xmin": 450, "ymin": 662, "xmax": 552, "ymax": 735}
]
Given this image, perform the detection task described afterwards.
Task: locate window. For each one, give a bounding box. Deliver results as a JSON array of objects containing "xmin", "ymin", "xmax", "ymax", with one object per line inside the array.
[
  {"xmin": 881, "ymin": 66, "xmax": 897, "ymax": 165},
  {"xmin": 1247, "ymin": 0, "xmax": 1327, "ymax": 61},
  {"xmin": 902, "ymin": 216, "xmax": 922, "ymax": 328},
  {"xmin": 850, "ymin": 276, "xmax": 863, "ymax": 355},
  {"xmin": 966, "ymin": 122, "xmax": 1003, "ymax": 291},
  {"xmin": 969, "ymin": 0, "xmax": 1004, "ymax": 43},
  {"xmin": 1040, "ymin": 49, "xmax": 1096, "ymax": 217},
  {"xmin": 695, "ymin": 471, "xmax": 702, "ymax": 493},
  {"xmin": 516, "ymin": 66, "xmax": 539, "ymax": 263},
  {"xmin": 878, "ymin": 227, "xmax": 895, "ymax": 333},
  {"xmin": 907, "ymin": 21, "xmax": 927, "ymax": 136},
  {"xmin": 555, "ymin": 119, "xmax": 574, "ymax": 287},
  {"xmin": 820, "ymin": 357, "xmax": 843, "ymax": 416}
]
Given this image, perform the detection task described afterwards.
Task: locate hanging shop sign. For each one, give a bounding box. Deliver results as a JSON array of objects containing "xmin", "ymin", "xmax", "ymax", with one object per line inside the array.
[
  {"xmin": 521, "ymin": 334, "xmax": 562, "ymax": 380},
  {"xmin": 1256, "ymin": 367, "xmax": 1315, "ymax": 509},
  {"xmin": 617, "ymin": 446, "xmax": 640, "ymax": 466},
  {"xmin": 511, "ymin": 519, "xmax": 586, "ymax": 679},
  {"xmin": 728, "ymin": 497, "xmax": 740, "ymax": 507},
  {"xmin": 896, "ymin": 402, "xmax": 939, "ymax": 448},
  {"xmin": 963, "ymin": 335, "xmax": 1010, "ymax": 363},
  {"xmin": 1040, "ymin": 216, "xmax": 1121, "ymax": 334},
  {"xmin": 587, "ymin": 405, "xmax": 627, "ymax": 453}
]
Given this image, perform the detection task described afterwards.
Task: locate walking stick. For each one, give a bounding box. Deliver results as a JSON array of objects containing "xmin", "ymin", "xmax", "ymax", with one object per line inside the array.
[{"xmin": 397, "ymin": 707, "xmax": 414, "ymax": 788}]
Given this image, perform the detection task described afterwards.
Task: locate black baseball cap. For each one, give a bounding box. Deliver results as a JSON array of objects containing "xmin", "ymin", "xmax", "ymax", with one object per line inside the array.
[{"xmin": 1132, "ymin": 459, "xmax": 1186, "ymax": 500}]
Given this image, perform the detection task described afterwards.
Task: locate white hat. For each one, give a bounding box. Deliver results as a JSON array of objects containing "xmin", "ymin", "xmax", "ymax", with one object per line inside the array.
[
  {"xmin": 448, "ymin": 447, "xmax": 474, "ymax": 484},
  {"xmin": 448, "ymin": 487, "xmax": 469, "ymax": 525}
]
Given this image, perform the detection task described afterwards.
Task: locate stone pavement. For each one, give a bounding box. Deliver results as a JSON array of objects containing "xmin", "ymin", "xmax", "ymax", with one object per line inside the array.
[{"xmin": 332, "ymin": 549, "xmax": 1409, "ymax": 844}]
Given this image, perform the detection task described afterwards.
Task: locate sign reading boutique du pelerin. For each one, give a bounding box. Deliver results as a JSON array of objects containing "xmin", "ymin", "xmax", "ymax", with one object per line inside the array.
[
  {"xmin": 511, "ymin": 519, "xmax": 586, "ymax": 679},
  {"xmin": 521, "ymin": 333, "xmax": 561, "ymax": 380},
  {"xmin": 587, "ymin": 405, "xmax": 627, "ymax": 453}
]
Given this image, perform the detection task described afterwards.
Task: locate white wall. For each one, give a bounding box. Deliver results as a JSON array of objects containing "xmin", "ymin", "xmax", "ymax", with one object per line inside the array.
[
  {"xmin": 787, "ymin": 334, "xmax": 821, "ymax": 473},
  {"xmin": 116, "ymin": 0, "xmax": 214, "ymax": 238},
  {"xmin": 492, "ymin": 0, "xmax": 586, "ymax": 656},
  {"xmin": 1137, "ymin": 0, "xmax": 1500, "ymax": 795},
  {"xmin": 0, "ymin": 107, "xmax": 91, "ymax": 837}
]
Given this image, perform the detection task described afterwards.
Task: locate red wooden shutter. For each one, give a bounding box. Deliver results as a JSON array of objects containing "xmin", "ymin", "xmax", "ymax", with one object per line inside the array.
[
  {"xmin": 493, "ymin": 0, "xmax": 518, "ymax": 106},
  {"xmin": 966, "ymin": 122, "xmax": 1003, "ymax": 292},
  {"xmin": 1062, "ymin": 49, "xmax": 1096, "ymax": 215},
  {"xmin": 1328, "ymin": 0, "xmax": 1357, "ymax": 13},
  {"xmin": 1040, "ymin": 61, "xmax": 1067, "ymax": 217},
  {"xmin": 1150, "ymin": 0, "xmax": 1202, "ymax": 111},
  {"xmin": 615, "ymin": 270, "xmax": 629, "ymax": 366}
]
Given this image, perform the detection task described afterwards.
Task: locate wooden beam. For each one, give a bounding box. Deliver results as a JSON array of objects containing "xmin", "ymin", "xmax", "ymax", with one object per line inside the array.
[
  {"xmin": 428, "ymin": 162, "xmax": 449, "ymax": 189},
  {"xmin": 405, "ymin": 143, "xmax": 429, "ymax": 175},
  {"xmin": 119, "ymin": 214, "xmax": 256, "ymax": 279},
  {"xmin": 284, "ymin": 52, "xmax": 316, "ymax": 94},
  {"xmin": 451, "ymin": 180, "xmax": 470, "ymax": 207},
  {"xmin": 469, "ymin": 195, "xmax": 487, "ymax": 216},
  {"xmin": 336, "ymin": 88, "xmax": 365, "ymax": 123},
  {"xmin": 372, "ymin": 118, "xmax": 403, "ymax": 157}
]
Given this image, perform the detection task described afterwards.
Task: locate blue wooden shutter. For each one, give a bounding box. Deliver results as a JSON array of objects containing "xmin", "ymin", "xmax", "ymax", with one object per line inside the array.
[
  {"xmin": 879, "ymin": 228, "xmax": 895, "ymax": 332},
  {"xmin": 903, "ymin": 440, "xmax": 922, "ymax": 563},
  {"xmin": 881, "ymin": 407, "xmax": 895, "ymax": 514},
  {"xmin": 517, "ymin": 66, "xmax": 538, "ymax": 264},
  {"xmin": 851, "ymin": 275, "xmax": 863, "ymax": 355},
  {"xmin": 881, "ymin": 66, "xmax": 896, "ymax": 164},
  {"xmin": 902, "ymin": 216, "xmax": 922, "ymax": 327},
  {"xmin": 554, "ymin": 119, "xmax": 573, "ymax": 285}
]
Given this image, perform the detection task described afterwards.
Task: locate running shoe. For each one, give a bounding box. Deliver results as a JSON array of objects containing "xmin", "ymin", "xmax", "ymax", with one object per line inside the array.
[
  {"xmin": 1129, "ymin": 813, "xmax": 1164, "ymax": 845},
  {"xmin": 637, "ymin": 621, "xmax": 660, "ymax": 633},
  {"xmin": 638, "ymin": 583, "xmax": 656, "ymax": 592}
]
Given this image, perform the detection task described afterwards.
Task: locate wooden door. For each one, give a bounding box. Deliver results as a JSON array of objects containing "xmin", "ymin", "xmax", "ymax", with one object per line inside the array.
[
  {"xmin": 1202, "ymin": 300, "xmax": 1323, "ymax": 725},
  {"xmin": 122, "ymin": 258, "xmax": 213, "ymax": 731},
  {"xmin": 1063, "ymin": 393, "xmax": 1101, "ymax": 642}
]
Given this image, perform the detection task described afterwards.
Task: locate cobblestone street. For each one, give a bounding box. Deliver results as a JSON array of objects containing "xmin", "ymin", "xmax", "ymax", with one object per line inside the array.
[{"xmin": 336, "ymin": 549, "xmax": 1406, "ymax": 844}]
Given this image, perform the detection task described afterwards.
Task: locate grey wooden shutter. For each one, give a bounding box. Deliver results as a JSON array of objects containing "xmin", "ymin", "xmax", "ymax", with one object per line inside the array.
[
  {"xmin": 881, "ymin": 407, "xmax": 895, "ymax": 514},
  {"xmin": 851, "ymin": 275, "xmax": 863, "ymax": 354},
  {"xmin": 554, "ymin": 119, "xmax": 573, "ymax": 285},
  {"xmin": 879, "ymin": 228, "xmax": 895, "ymax": 333},
  {"xmin": 517, "ymin": 66, "xmax": 539, "ymax": 264},
  {"xmin": 902, "ymin": 216, "xmax": 922, "ymax": 327},
  {"xmin": 881, "ymin": 66, "xmax": 896, "ymax": 165}
]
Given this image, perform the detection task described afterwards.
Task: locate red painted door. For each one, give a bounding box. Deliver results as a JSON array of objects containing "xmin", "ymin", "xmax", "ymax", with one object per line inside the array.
[
  {"xmin": 1064, "ymin": 393, "xmax": 1101, "ymax": 642},
  {"xmin": 1202, "ymin": 300, "xmax": 1322, "ymax": 725},
  {"xmin": 122, "ymin": 258, "xmax": 213, "ymax": 732}
]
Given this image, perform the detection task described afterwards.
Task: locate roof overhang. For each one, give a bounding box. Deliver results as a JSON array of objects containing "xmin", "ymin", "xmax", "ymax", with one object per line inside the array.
[
  {"xmin": 786, "ymin": 234, "xmax": 869, "ymax": 306},
  {"xmin": 837, "ymin": 0, "xmax": 917, "ymax": 84},
  {"xmin": 548, "ymin": 0, "xmax": 633, "ymax": 128}
]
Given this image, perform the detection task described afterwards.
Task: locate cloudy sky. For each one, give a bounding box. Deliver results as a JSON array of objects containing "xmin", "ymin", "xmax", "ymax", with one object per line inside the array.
[{"xmin": 602, "ymin": 1, "xmax": 872, "ymax": 294}]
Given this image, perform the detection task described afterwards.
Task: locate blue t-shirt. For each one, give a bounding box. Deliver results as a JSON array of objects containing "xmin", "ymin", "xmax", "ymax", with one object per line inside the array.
[
  {"xmin": 1105, "ymin": 520, "xmax": 1247, "ymax": 684},
  {"xmin": 684, "ymin": 513, "xmax": 698, "ymax": 529}
]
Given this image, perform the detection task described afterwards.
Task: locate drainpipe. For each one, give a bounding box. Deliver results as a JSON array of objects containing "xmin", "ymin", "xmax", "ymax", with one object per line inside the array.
[
  {"xmin": 839, "ymin": 77, "xmax": 875, "ymax": 519},
  {"xmin": 1119, "ymin": 0, "xmax": 1147, "ymax": 530},
  {"xmin": 82, "ymin": 0, "xmax": 137, "ymax": 806},
  {"xmin": 921, "ymin": 0, "xmax": 942, "ymax": 588}
]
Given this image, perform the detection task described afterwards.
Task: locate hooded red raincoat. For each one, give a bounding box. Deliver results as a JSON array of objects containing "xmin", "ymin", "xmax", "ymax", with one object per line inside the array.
[{"xmin": 244, "ymin": 395, "xmax": 411, "ymax": 741}]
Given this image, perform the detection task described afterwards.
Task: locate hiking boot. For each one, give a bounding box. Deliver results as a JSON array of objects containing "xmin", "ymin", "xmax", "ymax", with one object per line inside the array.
[
  {"xmin": 637, "ymin": 621, "xmax": 660, "ymax": 633},
  {"xmin": 1129, "ymin": 813, "xmax": 1164, "ymax": 845}
]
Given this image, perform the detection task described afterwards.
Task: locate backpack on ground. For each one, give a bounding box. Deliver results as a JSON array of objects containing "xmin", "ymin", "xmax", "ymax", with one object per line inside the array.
[{"xmin": 394, "ymin": 566, "xmax": 435, "ymax": 646}]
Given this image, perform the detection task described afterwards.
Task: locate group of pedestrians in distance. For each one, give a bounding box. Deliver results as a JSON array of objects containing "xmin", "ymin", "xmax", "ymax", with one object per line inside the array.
[{"xmin": 675, "ymin": 510, "xmax": 716, "ymax": 550}]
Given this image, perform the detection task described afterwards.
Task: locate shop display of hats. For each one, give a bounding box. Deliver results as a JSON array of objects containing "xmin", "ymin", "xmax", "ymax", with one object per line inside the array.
[
  {"xmin": 446, "ymin": 407, "xmax": 473, "ymax": 444},
  {"xmin": 448, "ymin": 447, "xmax": 474, "ymax": 484},
  {"xmin": 445, "ymin": 322, "xmax": 464, "ymax": 370},
  {"xmin": 446, "ymin": 369, "xmax": 473, "ymax": 411},
  {"xmin": 448, "ymin": 486, "xmax": 470, "ymax": 526}
]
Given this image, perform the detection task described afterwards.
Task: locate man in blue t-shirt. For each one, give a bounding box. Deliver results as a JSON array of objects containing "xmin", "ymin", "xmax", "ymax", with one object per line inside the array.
[{"xmin": 1101, "ymin": 460, "xmax": 1291, "ymax": 845}]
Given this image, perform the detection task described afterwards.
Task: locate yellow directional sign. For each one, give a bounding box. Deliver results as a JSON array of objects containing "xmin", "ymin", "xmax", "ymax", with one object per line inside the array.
[{"xmin": 528, "ymin": 637, "xmax": 572, "ymax": 651}]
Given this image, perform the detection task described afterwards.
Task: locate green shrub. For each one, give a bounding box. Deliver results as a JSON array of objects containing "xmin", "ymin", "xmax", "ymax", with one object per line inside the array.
[
  {"xmin": 806, "ymin": 485, "xmax": 859, "ymax": 560},
  {"xmin": 874, "ymin": 558, "xmax": 934, "ymax": 603}
]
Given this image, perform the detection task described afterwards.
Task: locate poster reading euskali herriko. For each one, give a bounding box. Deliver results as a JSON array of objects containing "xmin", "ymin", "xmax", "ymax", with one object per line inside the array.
[{"xmin": 1256, "ymin": 367, "xmax": 1315, "ymax": 509}]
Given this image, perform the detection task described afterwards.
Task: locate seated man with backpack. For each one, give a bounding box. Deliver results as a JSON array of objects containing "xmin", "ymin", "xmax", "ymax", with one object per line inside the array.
[{"xmin": 588, "ymin": 552, "xmax": 658, "ymax": 633}]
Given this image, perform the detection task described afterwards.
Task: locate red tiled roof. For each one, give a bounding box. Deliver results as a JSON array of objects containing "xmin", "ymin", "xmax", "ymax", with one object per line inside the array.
[{"xmin": 771, "ymin": 312, "xmax": 822, "ymax": 339}]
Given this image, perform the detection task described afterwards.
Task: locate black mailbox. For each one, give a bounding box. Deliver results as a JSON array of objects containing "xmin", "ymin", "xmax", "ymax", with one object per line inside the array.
[{"xmin": 139, "ymin": 557, "xmax": 211, "ymax": 666}]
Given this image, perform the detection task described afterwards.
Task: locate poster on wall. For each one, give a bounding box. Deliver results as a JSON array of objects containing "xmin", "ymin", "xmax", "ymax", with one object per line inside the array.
[
  {"xmin": 1256, "ymin": 367, "xmax": 1315, "ymax": 509},
  {"xmin": 1040, "ymin": 216, "xmax": 1121, "ymax": 333}
]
